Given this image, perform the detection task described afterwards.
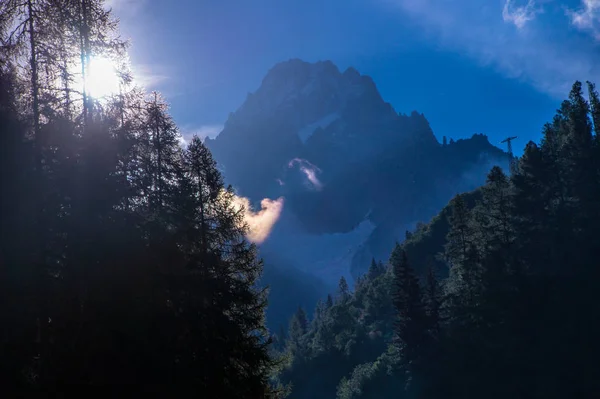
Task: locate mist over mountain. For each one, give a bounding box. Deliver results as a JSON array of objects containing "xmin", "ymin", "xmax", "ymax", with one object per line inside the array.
[{"xmin": 206, "ymin": 59, "xmax": 509, "ymax": 327}]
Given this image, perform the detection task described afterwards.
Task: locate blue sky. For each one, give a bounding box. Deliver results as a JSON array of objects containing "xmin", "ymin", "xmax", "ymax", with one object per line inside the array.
[{"xmin": 110, "ymin": 0, "xmax": 600, "ymax": 155}]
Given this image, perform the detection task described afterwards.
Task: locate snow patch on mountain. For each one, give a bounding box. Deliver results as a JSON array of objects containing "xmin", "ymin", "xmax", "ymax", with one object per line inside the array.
[
  {"xmin": 298, "ymin": 113, "xmax": 340, "ymax": 143},
  {"xmin": 302, "ymin": 219, "xmax": 375, "ymax": 287},
  {"xmin": 260, "ymin": 209, "xmax": 375, "ymax": 287}
]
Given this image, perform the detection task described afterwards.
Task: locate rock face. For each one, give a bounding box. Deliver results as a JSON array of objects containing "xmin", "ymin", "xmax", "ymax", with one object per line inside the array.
[{"xmin": 206, "ymin": 59, "xmax": 508, "ymax": 281}]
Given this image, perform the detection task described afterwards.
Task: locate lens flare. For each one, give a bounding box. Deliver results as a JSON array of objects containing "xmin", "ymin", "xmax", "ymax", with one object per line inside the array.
[{"xmin": 86, "ymin": 56, "xmax": 121, "ymax": 98}]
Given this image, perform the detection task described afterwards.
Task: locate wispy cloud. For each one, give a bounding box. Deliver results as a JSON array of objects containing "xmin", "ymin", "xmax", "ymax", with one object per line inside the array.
[
  {"xmin": 385, "ymin": 0, "xmax": 600, "ymax": 97},
  {"xmin": 288, "ymin": 158, "xmax": 324, "ymax": 190},
  {"xmin": 502, "ymin": 0, "xmax": 540, "ymax": 29},
  {"xmin": 567, "ymin": 0, "xmax": 600, "ymax": 40},
  {"xmin": 131, "ymin": 63, "xmax": 171, "ymax": 89},
  {"xmin": 302, "ymin": 167, "xmax": 323, "ymax": 190},
  {"xmin": 231, "ymin": 196, "xmax": 285, "ymax": 244}
]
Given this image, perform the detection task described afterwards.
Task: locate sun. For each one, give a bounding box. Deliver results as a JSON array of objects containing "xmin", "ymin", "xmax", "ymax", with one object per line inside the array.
[{"xmin": 86, "ymin": 56, "xmax": 121, "ymax": 98}]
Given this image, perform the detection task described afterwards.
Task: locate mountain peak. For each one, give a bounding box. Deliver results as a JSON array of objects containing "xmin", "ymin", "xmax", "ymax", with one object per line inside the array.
[
  {"xmin": 208, "ymin": 59, "xmax": 441, "ymax": 199},
  {"xmin": 225, "ymin": 60, "xmax": 392, "ymax": 130},
  {"xmin": 342, "ymin": 66, "xmax": 360, "ymax": 77},
  {"xmin": 263, "ymin": 59, "xmax": 340, "ymax": 85}
]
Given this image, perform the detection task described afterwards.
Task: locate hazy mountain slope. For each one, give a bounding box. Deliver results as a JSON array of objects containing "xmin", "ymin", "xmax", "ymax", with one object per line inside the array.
[{"xmin": 260, "ymin": 254, "xmax": 328, "ymax": 331}]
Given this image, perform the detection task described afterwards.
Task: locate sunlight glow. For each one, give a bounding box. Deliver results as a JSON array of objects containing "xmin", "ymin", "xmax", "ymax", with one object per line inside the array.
[{"xmin": 86, "ymin": 56, "xmax": 121, "ymax": 98}]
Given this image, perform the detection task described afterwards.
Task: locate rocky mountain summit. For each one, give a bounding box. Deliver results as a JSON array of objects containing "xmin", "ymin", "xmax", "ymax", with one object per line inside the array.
[{"xmin": 206, "ymin": 59, "xmax": 508, "ymax": 282}]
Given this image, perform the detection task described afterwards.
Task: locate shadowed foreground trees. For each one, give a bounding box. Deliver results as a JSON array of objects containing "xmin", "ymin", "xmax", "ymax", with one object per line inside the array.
[{"xmin": 0, "ymin": 2, "xmax": 280, "ymax": 396}]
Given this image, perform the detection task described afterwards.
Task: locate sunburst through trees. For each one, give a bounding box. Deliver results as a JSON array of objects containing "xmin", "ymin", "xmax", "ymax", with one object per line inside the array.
[{"xmin": 0, "ymin": 0, "xmax": 281, "ymax": 396}]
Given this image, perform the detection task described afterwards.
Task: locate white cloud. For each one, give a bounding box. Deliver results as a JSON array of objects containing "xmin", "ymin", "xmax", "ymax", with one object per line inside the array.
[
  {"xmin": 288, "ymin": 158, "xmax": 324, "ymax": 190},
  {"xmin": 386, "ymin": 0, "xmax": 600, "ymax": 97},
  {"xmin": 503, "ymin": 0, "xmax": 539, "ymax": 29},
  {"xmin": 179, "ymin": 124, "xmax": 223, "ymax": 146},
  {"xmin": 567, "ymin": 0, "xmax": 600, "ymax": 40},
  {"xmin": 231, "ymin": 196, "xmax": 285, "ymax": 244}
]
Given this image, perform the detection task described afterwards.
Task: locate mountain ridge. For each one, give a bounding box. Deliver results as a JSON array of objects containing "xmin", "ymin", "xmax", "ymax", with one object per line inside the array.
[
  {"xmin": 205, "ymin": 59, "xmax": 508, "ymax": 287},
  {"xmin": 206, "ymin": 59, "xmax": 444, "ymax": 202}
]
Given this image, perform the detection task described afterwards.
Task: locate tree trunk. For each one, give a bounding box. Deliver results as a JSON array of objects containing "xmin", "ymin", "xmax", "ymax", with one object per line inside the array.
[
  {"xmin": 28, "ymin": 0, "xmax": 40, "ymax": 160},
  {"xmin": 79, "ymin": 0, "xmax": 90, "ymax": 127},
  {"xmin": 153, "ymin": 92, "xmax": 162, "ymax": 207},
  {"xmin": 27, "ymin": 0, "xmax": 48, "ymax": 381},
  {"xmin": 197, "ymin": 168, "xmax": 207, "ymax": 257}
]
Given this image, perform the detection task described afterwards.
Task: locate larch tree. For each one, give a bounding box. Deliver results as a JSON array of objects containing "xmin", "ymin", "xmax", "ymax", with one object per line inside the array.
[
  {"xmin": 0, "ymin": 0, "xmax": 279, "ymax": 395},
  {"xmin": 142, "ymin": 91, "xmax": 180, "ymax": 212},
  {"xmin": 149, "ymin": 132, "xmax": 276, "ymax": 396}
]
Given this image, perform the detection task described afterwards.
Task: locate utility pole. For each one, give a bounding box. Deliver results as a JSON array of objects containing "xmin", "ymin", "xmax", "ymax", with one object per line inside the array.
[{"xmin": 501, "ymin": 136, "xmax": 518, "ymax": 175}]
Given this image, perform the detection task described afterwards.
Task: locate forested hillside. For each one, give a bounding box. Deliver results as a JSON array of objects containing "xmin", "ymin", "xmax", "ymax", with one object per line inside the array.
[
  {"xmin": 0, "ymin": 1, "xmax": 281, "ymax": 395},
  {"xmin": 274, "ymin": 81, "xmax": 600, "ymax": 399}
]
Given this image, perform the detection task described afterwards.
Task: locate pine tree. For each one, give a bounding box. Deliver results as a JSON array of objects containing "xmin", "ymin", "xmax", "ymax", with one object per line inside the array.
[
  {"xmin": 588, "ymin": 81, "xmax": 600, "ymax": 138},
  {"xmin": 326, "ymin": 294, "xmax": 334, "ymax": 308},
  {"xmin": 443, "ymin": 192, "xmax": 484, "ymax": 339},
  {"xmin": 565, "ymin": 83, "xmax": 596, "ymax": 221},
  {"xmin": 142, "ymin": 91, "xmax": 180, "ymax": 211},
  {"xmin": 313, "ymin": 299, "xmax": 326, "ymax": 327},
  {"xmin": 367, "ymin": 258, "xmax": 384, "ymax": 281},
  {"xmin": 424, "ymin": 263, "xmax": 440, "ymax": 336},
  {"xmin": 567, "ymin": 81, "xmax": 592, "ymax": 149},
  {"xmin": 337, "ymin": 276, "xmax": 350, "ymax": 303},
  {"xmin": 183, "ymin": 135, "xmax": 223, "ymax": 255},
  {"xmin": 296, "ymin": 306, "xmax": 308, "ymax": 333},
  {"xmin": 391, "ymin": 248, "xmax": 427, "ymax": 390},
  {"xmin": 511, "ymin": 141, "xmax": 555, "ymax": 273},
  {"xmin": 533, "ymin": 82, "xmax": 600, "ymax": 274},
  {"xmin": 158, "ymin": 133, "xmax": 275, "ymax": 396},
  {"xmin": 476, "ymin": 166, "xmax": 513, "ymax": 252},
  {"xmin": 445, "ymin": 194, "xmax": 476, "ymax": 268},
  {"xmin": 287, "ymin": 307, "xmax": 308, "ymax": 355},
  {"xmin": 444, "ymin": 194, "xmax": 481, "ymax": 301},
  {"xmin": 277, "ymin": 324, "xmax": 287, "ymax": 349}
]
